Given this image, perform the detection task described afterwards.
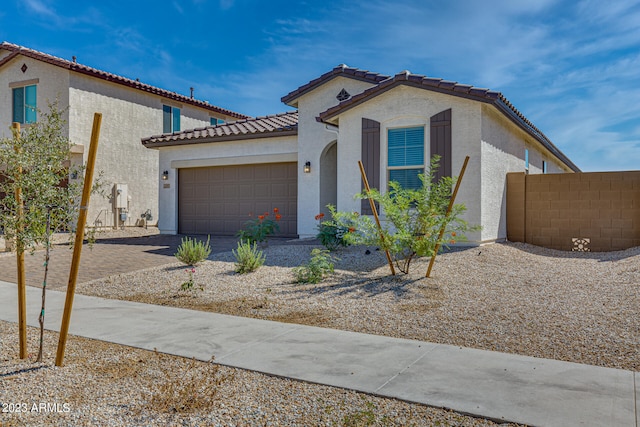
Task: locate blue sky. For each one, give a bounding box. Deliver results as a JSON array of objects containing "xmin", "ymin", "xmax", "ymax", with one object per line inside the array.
[{"xmin": 1, "ymin": 0, "xmax": 639, "ymax": 172}]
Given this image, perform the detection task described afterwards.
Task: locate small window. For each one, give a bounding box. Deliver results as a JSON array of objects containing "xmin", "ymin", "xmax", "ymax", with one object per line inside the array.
[
  {"xmin": 210, "ymin": 117, "xmax": 225, "ymax": 126},
  {"xmin": 163, "ymin": 105, "xmax": 180, "ymax": 133},
  {"xmin": 12, "ymin": 84, "xmax": 37, "ymax": 124},
  {"xmin": 542, "ymin": 160, "xmax": 548, "ymax": 174},
  {"xmin": 388, "ymin": 126, "xmax": 425, "ymax": 190},
  {"xmin": 524, "ymin": 149, "xmax": 529, "ymax": 171}
]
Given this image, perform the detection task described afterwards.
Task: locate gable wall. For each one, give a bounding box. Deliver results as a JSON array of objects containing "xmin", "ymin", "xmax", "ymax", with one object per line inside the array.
[
  {"xmin": 295, "ymin": 76, "xmax": 379, "ymax": 237},
  {"xmin": 331, "ymin": 85, "xmax": 484, "ymax": 243},
  {"xmin": 0, "ymin": 55, "xmax": 71, "ymax": 139}
]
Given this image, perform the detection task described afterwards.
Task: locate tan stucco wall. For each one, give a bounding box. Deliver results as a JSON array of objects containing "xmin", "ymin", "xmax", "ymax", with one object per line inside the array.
[
  {"xmin": 0, "ymin": 56, "xmax": 71, "ymax": 139},
  {"xmin": 68, "ymin": 73, "xmax": 219, "ymax": 229},
  {"xmin": 328, "ymin": 85, "xmax": 484, "ymax": 243},
  {"xmin": 294, "ymin": 76, "xmax": 379, "ymax": 237},
  {"xmin": 155, "ymin": 135, "xmax": 298, "ymax": 234},
  {"xmin": 480, "ymin": 105, "xmax": 572, "ymax": 242}
]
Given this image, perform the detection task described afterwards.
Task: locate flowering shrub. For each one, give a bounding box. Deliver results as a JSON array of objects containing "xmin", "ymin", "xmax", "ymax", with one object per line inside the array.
[
  {"xmin": 315, "ymin": 210, "xmax": 349, "ymax": 251},
  {"xmin": 181, "ymin": 267, "xmax": 202, "ymax": 291},
  {"xmin": 237, "ymin": 208, "xmax": 281, "ymax": 243},
  {"xmin": 332, "ymin": 156, "xmax": 480, "ymax": 274}
]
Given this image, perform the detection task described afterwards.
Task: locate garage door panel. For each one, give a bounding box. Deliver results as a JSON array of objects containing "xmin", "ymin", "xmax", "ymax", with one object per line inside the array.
[{"xmin": 179, "ymin": 163, "xmax": 297, "ymax": 236}]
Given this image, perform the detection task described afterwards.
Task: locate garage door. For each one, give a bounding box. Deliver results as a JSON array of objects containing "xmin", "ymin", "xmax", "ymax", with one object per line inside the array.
[{"xmin": 178, "ymin": 163, "xmax": 297, "ymax": 237}]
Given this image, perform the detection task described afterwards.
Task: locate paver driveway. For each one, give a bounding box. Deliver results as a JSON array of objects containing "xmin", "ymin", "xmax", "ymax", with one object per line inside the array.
[{"xmin": 0, "ymin": 234, "xmax": 243, "ymax": 290}]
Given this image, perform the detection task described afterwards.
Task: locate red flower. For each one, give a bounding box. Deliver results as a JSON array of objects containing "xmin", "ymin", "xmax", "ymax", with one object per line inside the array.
[
  {"xmin": 315, "ymin": 213, "xmax": 325, "ymax": 221},
  {"xmin": 258, "ymin": 215, "xmax": 265, "ymax": 220},
  {"xmin": 450, "ymin": 240, "xmax": 456, "ymax": 245},
  {"xmin": 348, "ymin": 227, "xmax": 356, "ymax": 233},
  {"xmin": 273, "ymin": 207, "xmax": 279, "ymax": 213},
  {"xmin": 264, "ymin": 212, "xmax": 269, "ymax": 217},
  {"xmin": 451, "ymin": 232, "xmax": 457, "ymax": 237},
  {"xmin": 275, "ymin": 214, "xmax": 282, "ymax": 221}
]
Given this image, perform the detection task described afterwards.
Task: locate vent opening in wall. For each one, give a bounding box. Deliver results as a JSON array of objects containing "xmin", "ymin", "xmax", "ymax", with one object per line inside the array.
[
  {"xmin": 336, "ymin": 88, "xmax": 350, "ymax": 101},
  {"xmin": 572, "ymin": 238, "xmax": 590, "ymax": 252}
]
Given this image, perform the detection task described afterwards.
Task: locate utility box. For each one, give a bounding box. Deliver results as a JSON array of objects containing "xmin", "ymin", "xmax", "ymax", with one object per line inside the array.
[{"xmin": 114, "ymin": 183, "xmax": 128, "ymax": 209}]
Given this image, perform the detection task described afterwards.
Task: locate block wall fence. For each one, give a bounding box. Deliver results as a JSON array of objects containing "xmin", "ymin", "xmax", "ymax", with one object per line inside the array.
[{"xmin": 506, "ymin": 171, "xmax": 640, "ymax": 252}]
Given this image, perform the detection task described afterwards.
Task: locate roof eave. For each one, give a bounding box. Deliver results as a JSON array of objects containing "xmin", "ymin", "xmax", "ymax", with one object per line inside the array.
[
  {"xmin": 281, "ymin": 65, "xmax": 390, "ymax": 106},
  {"xmin": 0, "ymin": 42, "xmax": 249, "ymax": 120},
  {"xmin": 142, "ymin": 128, "xmax": 298, "ymax": 149},
  {"xmin": 492, "ymin": 100, "xmax": 581, "ymax": 172}
]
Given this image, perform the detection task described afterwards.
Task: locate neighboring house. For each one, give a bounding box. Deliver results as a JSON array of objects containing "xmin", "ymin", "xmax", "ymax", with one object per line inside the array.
[
  {"xmin": 0, "ymin": 42, "xmax": 247, "ymax": 229},
  {"xmin": 143, "ymin": 65, "xmax": 580, "ymax": 244}
]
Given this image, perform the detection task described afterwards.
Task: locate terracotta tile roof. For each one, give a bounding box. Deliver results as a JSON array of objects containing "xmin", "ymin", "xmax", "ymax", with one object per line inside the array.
[
  {"xmin": 0, "ymin": 42, "xmax": 248, "ymax": 120},
  {"xmin": 142, "ymin": 111, "xmax": 298, "ymax": 147},
  {"xmin": 281, "ymin": 64, "xmax": 389, "ymax": 105},
  {"xmin": 318, "ymin": 70, "xmax": 581, "ymax": 173}
]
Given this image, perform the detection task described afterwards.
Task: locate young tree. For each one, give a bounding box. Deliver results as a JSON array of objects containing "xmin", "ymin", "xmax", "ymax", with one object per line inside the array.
[
  {"xmin": 0, "ymin": 101, "xmax": 82, "ymax": 360},
  {"xmin": 329, "ymin": 156, "xmax": 480, "ymax": 274}
]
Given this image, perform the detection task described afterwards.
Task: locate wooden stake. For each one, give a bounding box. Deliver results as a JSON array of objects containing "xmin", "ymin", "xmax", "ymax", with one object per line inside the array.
[
  {"xmin": 358, "ymin": 161, "xmax": 396, "ymax": 276},
  {"xmin": 12, "ymin": 122, "xmax": 27, "ymax": 359},
  {"xmin": 55, "ymin": 113, "xmax": 102, "ymax": 367},
  {"xmin": 426, "ymin": 156, "xmax": 470, "ymax": 278}
]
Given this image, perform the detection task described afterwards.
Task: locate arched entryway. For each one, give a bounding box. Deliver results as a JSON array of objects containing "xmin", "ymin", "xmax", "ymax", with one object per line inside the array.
[{"xmin": 319, "ymin": 141, "xmax": 337, "ymax": 218}]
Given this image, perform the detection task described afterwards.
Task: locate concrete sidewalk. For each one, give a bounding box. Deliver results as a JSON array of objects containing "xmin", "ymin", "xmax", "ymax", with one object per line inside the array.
[{"xmin": 0, "ymin": 280, "xmax": 637, "ymax": 427}]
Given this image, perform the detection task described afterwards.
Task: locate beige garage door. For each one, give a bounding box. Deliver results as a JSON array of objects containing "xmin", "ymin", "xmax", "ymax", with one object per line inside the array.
[{"xmin": 178, "ymin": 163, "xmax": 297, "ymax": 237}]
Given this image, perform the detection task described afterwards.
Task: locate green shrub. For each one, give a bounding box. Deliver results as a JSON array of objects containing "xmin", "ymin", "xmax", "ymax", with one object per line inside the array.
[
  {"xmin": 293, "ymin": 249, "xmax": 335, "ymax": 284},
  {"xmin": 232, "ymin": 240, "xmax": 266, "ymax": 274},
  {"xmin": 237, "ymin": 208, "xmax": 281, "ymax": 243},
  {"xmin": 332, "ymin": 156, "xmax": 481, "ymax": 274},
  {"xmin": 315, "ymin": 211, "xmax": 349, "ymax": 251},
  {"xmin": 175, "ymin": 236, "xmax": 212, "ymax": 266}
]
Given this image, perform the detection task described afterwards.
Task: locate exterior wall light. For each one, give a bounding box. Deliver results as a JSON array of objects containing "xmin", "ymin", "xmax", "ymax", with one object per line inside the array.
[
  {"xmin": 162, "ymin": 170, "xmax": 169, "ymax": 180},
  {"xmin": 304, "ymin": 161, "xmax": 311, "ymax": 173}
]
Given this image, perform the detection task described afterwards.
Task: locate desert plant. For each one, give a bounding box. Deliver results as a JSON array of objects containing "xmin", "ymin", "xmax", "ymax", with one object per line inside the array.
[
  {"xmin": 175, "ymin": 235, "xmax": 211, "ymax": 265},
  {"xmin": 0, "ymin": 101, "xmax": 84, "ymax": 360},
  {"xmin": 293, "ymin": 248, "xmax": 335, "ymax": 284},
  {"xmin": 180, "ymin": 267, "xmax": 202, "ymax": 291},
  {"xmin": 237, "ymin": 208, "xmax": 281, "ymax": 243},
  {"xmin": 232, "ymin": 240, "xmax": 266, "ymax": 273},
  {"xmin": 315, "ymin": 212, "xmax": 349, "ymax": 251},
  {"xmin": 332, "ymin": 156, "xmax": 480, "ymax": 274},
  {"xmin": 144, "ymin": 351, "xmax": 231, "ymax": 414}
]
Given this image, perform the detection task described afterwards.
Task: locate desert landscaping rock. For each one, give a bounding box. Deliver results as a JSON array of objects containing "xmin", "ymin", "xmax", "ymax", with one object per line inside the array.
[{"xmin": 1, "ymin": 230, "xmax": 637, "ymax": 425}]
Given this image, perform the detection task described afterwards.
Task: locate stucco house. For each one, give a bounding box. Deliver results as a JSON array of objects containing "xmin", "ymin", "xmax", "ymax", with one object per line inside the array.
[
  {"xmin": 143, "ymin": 65, "xmax": 580, "ymax": 244},
  {"xmin": 0, "ymin": 42, "xmax": 246, "ymax": 229}
]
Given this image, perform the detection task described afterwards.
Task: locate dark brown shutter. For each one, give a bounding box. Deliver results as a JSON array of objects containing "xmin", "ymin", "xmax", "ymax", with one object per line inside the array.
[
  {"xmin": 361, "ymin": 118, "xmax": 380, "ymax": 214},
  {"xmin": 430, "ymin": 109, "xmax": 452, "ymax": 183}
]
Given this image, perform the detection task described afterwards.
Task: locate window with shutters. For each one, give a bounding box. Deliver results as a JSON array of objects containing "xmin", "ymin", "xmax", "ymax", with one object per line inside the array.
[
  {"xmin": 387, "ymin": 126, "xmax": 425, "ymax": 190},
  {"xmin": 163, "ymin": 105, "xmax": 181, "ymax": 133},
  {"xmin": 12, "ymin": 84, "xmax": 37, "ymax": 124}
]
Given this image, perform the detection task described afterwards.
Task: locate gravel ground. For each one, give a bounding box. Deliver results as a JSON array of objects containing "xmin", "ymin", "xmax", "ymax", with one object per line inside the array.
[
  {"xmin": 77, "ymin": 240, "xmax": 639, "ymax": 371},
  {"xmin": 1, "ymin": 231, "xmax": 637, "ymax": 425},
  {"xmin": 0, "ymin": 323, "xmax": 518, "ymax": 426}
]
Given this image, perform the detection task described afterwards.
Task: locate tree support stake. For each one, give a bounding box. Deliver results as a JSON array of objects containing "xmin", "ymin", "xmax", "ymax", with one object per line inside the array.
[{"xmin": 56, "ymin": 113, "xmax": 102, "ymax": 367}]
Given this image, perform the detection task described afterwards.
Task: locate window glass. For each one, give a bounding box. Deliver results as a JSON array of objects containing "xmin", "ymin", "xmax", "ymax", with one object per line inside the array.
[
  {"xmin": 387, "ymin": 126, "xmax": 425, "ymax": 190},
  {"xmin": 172, "ymin": 107, "xmax": 180, "ymax": 132},
  {"xmin": 24, "ymin": 85, "xmax": 37, "ymax": 123},
  {"xmin": 12, "ymin": 87, "xmax": 24, "ymax": 123},
  {"xmin": 162, "ymin": 105, "xmax": 172, "ymax": 133}
]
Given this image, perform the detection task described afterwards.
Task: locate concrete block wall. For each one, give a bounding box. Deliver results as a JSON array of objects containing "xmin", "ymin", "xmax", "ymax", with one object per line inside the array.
[{"xmin": 507, "ymin": 171, "xmax": 640, "ymax": 251}]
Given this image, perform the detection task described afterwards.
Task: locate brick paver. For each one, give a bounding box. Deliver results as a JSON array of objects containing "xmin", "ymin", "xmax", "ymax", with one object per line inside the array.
[{"xmin": 0, "ymin": 235, "xmax": 243, "ymax": 290}]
